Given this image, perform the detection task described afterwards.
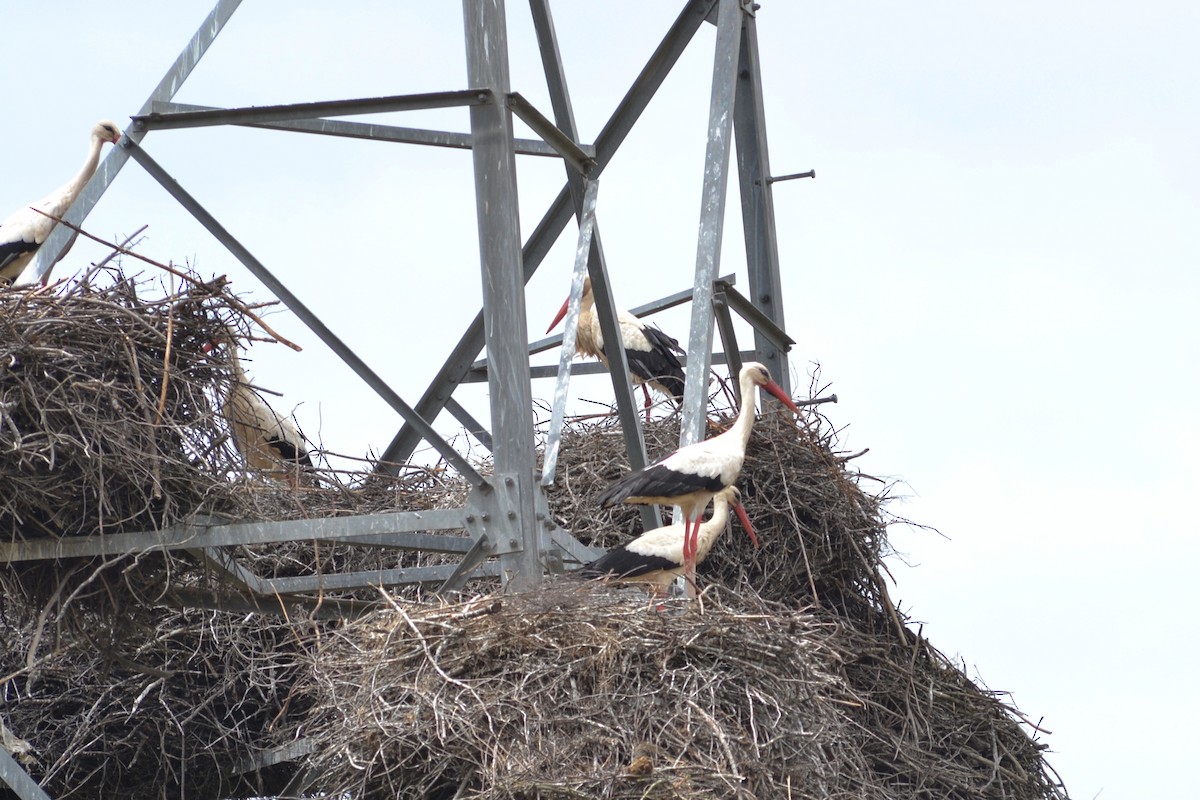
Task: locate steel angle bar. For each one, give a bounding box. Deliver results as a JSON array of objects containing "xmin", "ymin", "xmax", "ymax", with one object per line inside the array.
[
  {"xmin": 262, "ymin": 561, "xmax": 502, "ymax": 594},
  {"xmin": 187, "ymin": 546, "xmax": 268, "ymax": 593},
  {"xmin": 541, "ymin": 179, "xmax": 599, "ymax": 486},
  {"xmin": 444, "ymin": 396, "xmax": 494, "ymax": 452},
  {"xmin": 316, "ymin": 532, "xmax": 475, "ymax": 552},
  {"xmin": 713, "ymin": 290, "xmax": 743, "ymax": 381},
  {"xmin": 131, "ymin": 89, "xmax": 491, "ymax": 132},
  {"xmin": 680, "ymin": 0, "xmax": 744, "ymax": 448},
  {"xmin": 550, "ymin": 528, "xmax": 605, "ymax": 566},
  {"xmin": 464, "ymin": 0, "xmax": 542, "ymax": 590},
  {"xmin": 714, "ymin": 279, "xmax": 795, "ymax": 354},
  {"xmin": 151, "ymin": 101, "xmax": 588, "ymax": 158},
  {"xmin": 168, "ymin": 587, "xmax": 375, "ymax": 619},
  {"xmin": 505, "ymin": 93, "xmax": 594, "ymax": 174},
  {"xmin": 520, "ymin": 350, "xmax": 752, "ymax": 380},
  {"xmin": 527, "ymin": 0, "xmax": 656, "ymax": 529},
  {"xmin": 0, "ymin": 509, "xmax": 469, "ymax": 563},
  {"xmin": 528, "ymin": 1, "xmax": 649, "ymax": 483},
  {"xmin": 231, "ymin": 739, "xmax": 314, "ymax": 776},
  {"xmin": 0, "ymin": 747, "xmax": 51, "ymax": 800},
  {"xmin": 378, "ymin": 0, "xmax": 718, "ymax": 470},
  {"xmin": 733, "ymin": 9, "xmax": 790, "ymax": 392},
  {"xmin": 30, "ymin": 0, "xmax": 244, "ymax": 283},
  {"xmin": 437, "ymin": 533, "xmax": 494, "ymax": 594},
  {"xmin": 121, "ymin": 139, "xmax": 484, "ymax": 485}
]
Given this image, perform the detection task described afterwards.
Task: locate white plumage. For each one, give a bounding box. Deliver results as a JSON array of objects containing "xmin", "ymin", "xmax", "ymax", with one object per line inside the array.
[
  {"xmin": 212, "ymin": 340, "xmax": 313, "ymax": 484},
  {"xmin": 0, "ymin": 120, "xmax": 123, "ymax": 284},
  {"xmin": 547, "ymin": 277, "xmax": 686, "ymax": 417},
  {"xmin": 597, "ymin": 362, "xmax": 797, "ymax": 584},
  {"xmin": 581, "ymin": 485, "xmax": 757, "ymax": 594}
]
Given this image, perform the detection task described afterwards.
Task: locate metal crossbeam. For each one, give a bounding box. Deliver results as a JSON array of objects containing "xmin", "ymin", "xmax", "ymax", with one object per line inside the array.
[
  {"xmin": 131, "ymin": 89, "xmax": 490, "ymax": 131},
  {"xmin": 151, "ymin": 100, "xmax": 591, "ymax": 158},
  {"xmin": 0, "ymin": 510, "xmax": 470, "ymax": 562}
]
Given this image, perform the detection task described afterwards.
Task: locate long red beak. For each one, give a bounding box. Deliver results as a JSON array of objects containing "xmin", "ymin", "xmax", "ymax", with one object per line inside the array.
[
  {"xmin": 546, "ymin": 296, "xmax": 570, "ymax": 334},
  {"xmin": 763, "ymin": 379, "xmax": 799, "ymax": 414},
  {"xmin": 733, "ymin": 502, "xmax": 759, "ymax": 548}
]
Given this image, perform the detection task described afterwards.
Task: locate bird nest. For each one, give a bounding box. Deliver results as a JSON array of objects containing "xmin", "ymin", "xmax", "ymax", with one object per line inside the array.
[{"xmin": 0, "ymin": 267, "xmax": 1068, "ymax": 799}]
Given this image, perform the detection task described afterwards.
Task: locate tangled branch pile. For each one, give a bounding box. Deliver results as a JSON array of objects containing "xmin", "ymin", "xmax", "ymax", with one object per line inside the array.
[
  {"xmin": 0, "ymin": 269, "xmax": 471, "ymax": 798},
  {"xmin": 0, "ymin": 271, "xmax": 235, "ymax": 538},
  {"xmin": 298, "ymin": 406, "xmax": 1066, "ymax": 800},
  {"xmin": 1, "ymin": 270, "xmax": 1068, "ymax": 799}
]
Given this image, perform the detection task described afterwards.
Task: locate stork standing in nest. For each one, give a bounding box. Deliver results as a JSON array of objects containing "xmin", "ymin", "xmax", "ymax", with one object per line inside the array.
[
  {"xmin": 1, "ymin": 120, "xmax": 123, "ymax": 285},
  {"xmin": 597, "ymin": 362, "xmax": 796, "ymax": 588},
  {"xmin": 207, "ymin": 337, "xmax": 314, "ymax": 485},
  {"xmin": 546, "ymin": 276, "xmax": 686, "ymax": 421},
  {"xmin": 581, "ymin": 485, "xmax": 756, "ymax": 595}
]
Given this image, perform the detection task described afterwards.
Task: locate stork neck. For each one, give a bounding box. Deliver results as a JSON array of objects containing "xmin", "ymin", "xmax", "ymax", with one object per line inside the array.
[
  {"xmin": 58, "ymin": 135, "xmax": 105, "ymax": 211},
  {"xmin": 730, "ymin": 375, "xmax": 760, "ymax": 448},
  {"xmin": 696, "ymin": 496, "xmax": 732, "ymax": 554}
]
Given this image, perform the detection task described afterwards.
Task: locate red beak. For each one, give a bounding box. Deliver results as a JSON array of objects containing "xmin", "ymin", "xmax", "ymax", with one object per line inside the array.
[
  {"xmin": 546, "ymin": 296, "xmax": 570, "ymax": 334},
  {"xmin": 762, "ymin": 379, "xmax": 799, "ymax": 414},
  {"xmin": 202, "ymin": 341, "xmax": 214, "ymax": 354},
  {"xmin": 733, "ymin": 502, "xmax": 759, "ymax": 549}
]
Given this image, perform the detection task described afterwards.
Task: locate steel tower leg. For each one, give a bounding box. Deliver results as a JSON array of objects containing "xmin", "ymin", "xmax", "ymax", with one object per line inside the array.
[
  {"xmin": 680, "ymin": 0, "xmax": 744, "ymax": 447},
  {"xmin": 463, "ymin": 0, "xmax": 544, "ymax": 590}
]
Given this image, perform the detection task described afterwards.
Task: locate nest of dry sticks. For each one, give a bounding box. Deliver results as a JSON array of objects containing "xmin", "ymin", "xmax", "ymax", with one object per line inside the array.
[{"xmin": 1, "ymin": 264, "xmax": 1068, "ymax": 799}]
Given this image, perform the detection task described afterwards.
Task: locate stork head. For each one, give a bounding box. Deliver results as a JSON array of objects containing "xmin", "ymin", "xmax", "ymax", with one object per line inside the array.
[
  {"xmin": 546, "ymin": 276, "xmax": 594, "ymax": 334},
  {"xmin": 718, "ymin": 485, "xmax": 759, "ymax": 548},
  {"xmin": 740, "ymin": 362, "xmax": 799, "ymax": 414},
  {"xmin": 93, "ymin": 120, "xmax": 123, "ymax": 146}
]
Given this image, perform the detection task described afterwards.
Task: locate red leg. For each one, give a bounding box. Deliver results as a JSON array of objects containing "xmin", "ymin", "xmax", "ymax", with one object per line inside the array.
[
  {"xmin": 683, "ymin": 516, "xmax": 699, "ymax": 595},
  {"xmin": 642, "ymin": 384, "xmax": 653, "ymax": 422}
]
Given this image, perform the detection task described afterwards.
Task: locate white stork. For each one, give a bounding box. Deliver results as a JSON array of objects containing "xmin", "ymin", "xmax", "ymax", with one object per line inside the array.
[
  {"xmin": 0, "ymin": 120, "xmax": 123, "ymax": 285},
  {"xmin": 547, "ymin": 276, "xmax": 686, "ymax": 419},
  {"xmin": 596, "ymin": 362, "xmax": 797, "ymax": 586},
  {"xmin": 580, "ymin": 485, "xmax": 757, "ymax": 595},
  {"xmin": 207, "ymin": 338, "xmax": 314, "ymax": 485}
]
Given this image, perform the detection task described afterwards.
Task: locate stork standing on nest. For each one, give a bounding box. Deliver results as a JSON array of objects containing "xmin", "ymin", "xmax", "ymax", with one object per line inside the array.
[
  {"xmin": 546, "ymin": 276, "xmax": 686, "ymax": 421},
  {"xmin": 0, "ymin": 120, "xmax": 123, "ymax": 285},
  {"xmin": 597, "ymin": 362, "xmax": 797, "ymax": 587},
  {"xmin": 207, "ymin": 337, "xmax": 314, "ymax": 485},
  {"xmin": 581, "ymin": 485, "xmax": 757, "ymax": 595}
]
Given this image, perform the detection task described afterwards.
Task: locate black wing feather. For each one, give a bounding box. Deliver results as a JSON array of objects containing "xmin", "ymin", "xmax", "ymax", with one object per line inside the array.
[
  {"xmin": 597, "ymin": 463, "xmax": 724, "ymax": 508},
  {"xmin": 625, "ymin": 325, "xmax": 686, "ymax": 403},
  {"xmin": 579, "ymin": 546, "xmax": 678, "ymax": 580}
]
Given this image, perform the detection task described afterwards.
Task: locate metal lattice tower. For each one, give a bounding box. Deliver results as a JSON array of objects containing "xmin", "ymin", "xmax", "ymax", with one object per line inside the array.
[
  {"xmin": 0, "ymin": 1, "xmax": 814, "ymax": 794},
  {"xmin": 2, "ymin": 0, "xmax": 804, "ymax": 617}
]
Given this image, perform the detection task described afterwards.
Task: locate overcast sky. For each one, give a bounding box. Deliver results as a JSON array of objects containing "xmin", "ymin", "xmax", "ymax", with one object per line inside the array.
[{"xmin": 4, "ymin": 2, "xmax": 1198, "ymax": 798}]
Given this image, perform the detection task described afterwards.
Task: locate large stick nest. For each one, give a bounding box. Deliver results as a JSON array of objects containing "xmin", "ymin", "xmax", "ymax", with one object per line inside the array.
[{"xmin": 0, "ymin": 269, "xmax": 1068, "ymax": 799}]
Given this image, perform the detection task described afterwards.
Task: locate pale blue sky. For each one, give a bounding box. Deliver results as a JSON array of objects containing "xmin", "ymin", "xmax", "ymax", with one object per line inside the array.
[{"xmin": 4, "ymin": 3, "xmax": 1198, "ymax": 798}]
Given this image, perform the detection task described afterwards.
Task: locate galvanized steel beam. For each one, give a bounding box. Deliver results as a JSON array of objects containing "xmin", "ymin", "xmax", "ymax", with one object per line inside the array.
[
  {"xmin": 680, "ymin": 0, "xmax": 743, "ymax": 447},
  {"xmin": 733, "ymin": 8, "xmax": 791, "ymax": 393},
  {"xmin": 463, "ymin": 0, "xmax": 543, "ymax": 590},
  {"xmin": 0, "ymin": 747, "xmax": 50, "ymax": 800},
  {"xmin": 30, "ymin": 0, "xmax": 244, "ymax": 283},
  {"xmin": 0, "ymin": 509, "xmax": 470, "ymax": 563},
  {"xmin": 151, "ymin": 100, "xmax": 588, "ymax": 158},
  {"xmin": 529, "ymin": 0, "xmax": 659, "ymax": 530},
  {"xmin": 131, "ymin": 90, "xmax": 490, "ymax": 132}
]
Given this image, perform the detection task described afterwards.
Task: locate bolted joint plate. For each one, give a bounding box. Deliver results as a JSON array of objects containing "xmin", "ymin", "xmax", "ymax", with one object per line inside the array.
[{"xmin": 462, "ymin": 474, "xmax": 585, "ymax": 574}]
